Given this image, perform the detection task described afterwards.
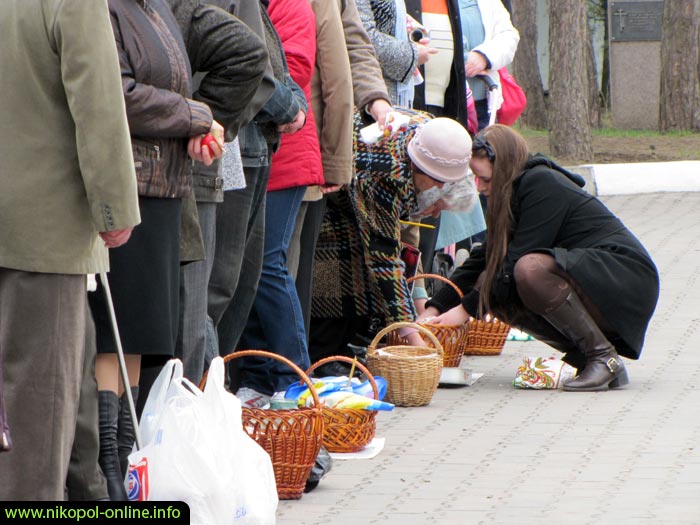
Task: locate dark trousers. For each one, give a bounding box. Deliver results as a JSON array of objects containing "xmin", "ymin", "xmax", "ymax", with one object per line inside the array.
[
  {"xmin": 66, "ymin": 312, "xmax": 108, "ymax": 501},
  {"xmin": 308, "ymin": 316, "xmax": 370, "ymax": 364},
  {"xmin": 418, "ymin": 215, "xmax": 440, "ymax": 275},
  {"xmin": 175, "ymin": 201, "xmax": 217, "ymax": 384},
  {"xmin": 0, "ymin": 269, "xmax": 86, "ymax": 500},
  {"xmin": 289, "ymin": 196, "xmax": 327, "ymax": 337},
  {"xmin": 208, "ymin": 162, "xmax": 271, "ymax": 357}
]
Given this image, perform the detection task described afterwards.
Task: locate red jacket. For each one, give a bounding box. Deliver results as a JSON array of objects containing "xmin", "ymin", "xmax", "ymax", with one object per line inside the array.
[{"xmin": 267, "ymin": 0, "xmax": 323, "ymax": 192}]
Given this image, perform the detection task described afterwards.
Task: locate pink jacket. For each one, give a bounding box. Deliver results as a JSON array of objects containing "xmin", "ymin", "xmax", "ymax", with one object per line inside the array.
[{"xmin": 267, "ymin": 0, "xmax": 323, "ymax": 192}]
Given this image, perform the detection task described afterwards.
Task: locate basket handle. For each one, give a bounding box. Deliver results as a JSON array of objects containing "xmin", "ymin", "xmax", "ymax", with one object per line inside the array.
[
  {"xmin": 198, "ymin": 349, "xmax": 321, "ymax": 408},
  {"xmin": 306, "ymin": 356, "xmax": 379, "ymax": 400},
  {"xmin": 367, "ymin": 321, "xmax": 443, "ymax": 358},
  {"xmin": 406, "ymin": 273, "xmax": 464, "ymax": 298}
]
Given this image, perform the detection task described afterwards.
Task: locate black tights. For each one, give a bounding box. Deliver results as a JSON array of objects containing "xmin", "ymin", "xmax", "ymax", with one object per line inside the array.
[
  {"xmin": 484, "ymin": 253, "xmax": 612, "ymax": 366},
  {"xmin": 514, "ymin": 253, "xmax": 571, "ymax": 314},
  {"xmin": 512, "ymin": 253, "xmax": 610, "ymax": 332}
]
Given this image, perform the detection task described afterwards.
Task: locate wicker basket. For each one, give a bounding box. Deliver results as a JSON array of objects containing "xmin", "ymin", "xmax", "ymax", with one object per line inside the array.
[
  {"xmin": 464, "ymin": 316, "xmax": 510, "ymax": 356},
  {"xmin": 366, "ymin": 322, "xmax": 443, "ymax": 407},
  {"xmin": 411, "ymin": 272, "xmax": 509, "ymax": 357},
  {"xmin": 306, "ymin": 356, "xmax": 378, "ymax": 453},
  {"xmin": 199, "ymin": 350, "xmax": 323, "ymax": 500},
  {"xmin": 393, "ymin": 273, "xmax": 469, "ymax": 368}
]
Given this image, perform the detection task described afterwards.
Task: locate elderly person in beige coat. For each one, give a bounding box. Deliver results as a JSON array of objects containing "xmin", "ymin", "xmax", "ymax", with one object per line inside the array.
[
  {"xmin": 290, "ymin": 0, "xmax": 394, "ymax": 347},
  {"xmin": 0, "ymin": 0, "xmax": 140, "ymax": 500}
]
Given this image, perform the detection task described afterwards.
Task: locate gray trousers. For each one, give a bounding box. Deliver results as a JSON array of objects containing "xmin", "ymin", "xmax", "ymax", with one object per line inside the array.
[
  {"xmin": 66, "ymin": 311, "xmax": 108, "ymax": 501},
  {"xmin": 207, "ymin": 162, "xmax": 271, "ymax": 360},
  {"xmin": 0, "ymin": 268, "xmax": 86, "ymax": 500},
  {"xmin": 175, "ymin": 201, "xmax": 217, "ymax": 383}
]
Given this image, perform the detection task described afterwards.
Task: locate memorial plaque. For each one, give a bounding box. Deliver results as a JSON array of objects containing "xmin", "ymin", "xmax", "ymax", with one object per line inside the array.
[{"xmin": 610, "ymin": 1, "xmax": 663, "ymax": 41}]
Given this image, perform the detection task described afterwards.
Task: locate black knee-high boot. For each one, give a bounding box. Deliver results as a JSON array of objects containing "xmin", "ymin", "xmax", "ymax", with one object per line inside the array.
[
  {"xmin": 117, "ymin": 386, "xmax": 139, "ymax": 478},
  {"xmin": 542, "ymin": 291, "xmax": 629, "ymax": 391},
  {"xmin": 98, "ymin": 391, "xmax": 128, "ymax": 501}
]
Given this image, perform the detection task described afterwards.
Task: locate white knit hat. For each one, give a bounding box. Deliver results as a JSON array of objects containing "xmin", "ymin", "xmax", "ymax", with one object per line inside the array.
[{"xmin": 407, "ymin": 118, "xmax": 472, "ymax": 182}]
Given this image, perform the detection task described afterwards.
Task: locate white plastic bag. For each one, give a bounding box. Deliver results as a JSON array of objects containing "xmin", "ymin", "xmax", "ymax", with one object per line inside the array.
[
  {"xmin": 359, "ymin": 111, "xmax": 410, "ymax": 144},
  {"xmin": 126, "ymin": 358, "xmax": 278, "ymax": 524}
]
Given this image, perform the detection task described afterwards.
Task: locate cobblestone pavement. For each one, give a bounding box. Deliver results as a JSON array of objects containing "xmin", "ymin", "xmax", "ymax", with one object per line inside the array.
[{"xmin": 276, "ymin": 191, "xmax": 700, "ymax": 525}]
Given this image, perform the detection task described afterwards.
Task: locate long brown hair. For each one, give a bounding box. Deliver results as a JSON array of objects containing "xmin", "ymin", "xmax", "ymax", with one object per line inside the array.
[{"xmin": 475, "ymin": 124, "xmax": 530, "ymax": 315}]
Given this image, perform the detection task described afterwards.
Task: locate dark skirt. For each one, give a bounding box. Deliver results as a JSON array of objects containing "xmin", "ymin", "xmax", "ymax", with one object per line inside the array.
[{"xmin": 90, "ymin": 197, "xmax": 182, "ymax": 356}]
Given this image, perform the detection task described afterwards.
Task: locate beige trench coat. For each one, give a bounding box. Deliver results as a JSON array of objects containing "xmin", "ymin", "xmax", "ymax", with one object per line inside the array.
[{"xmin": 0, "ymin": 0, "xmax": 140, "ymax": 275}]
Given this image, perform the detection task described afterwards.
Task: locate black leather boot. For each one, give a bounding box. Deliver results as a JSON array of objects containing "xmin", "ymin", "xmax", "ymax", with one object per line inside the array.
[
  {"xmin": 561, "ymin": 351, "xmax": 586, "ymax": 373},
  {"xmin": 98, "ymin": 391, "xmax": 128, "ymax": 501},
  {"xmin": 543, "ymin": 292, "xmax": 629, "ymax": 391},
  {"xmin": 117, "ymin": 386, "xmax": 139, "ymax": 478}
]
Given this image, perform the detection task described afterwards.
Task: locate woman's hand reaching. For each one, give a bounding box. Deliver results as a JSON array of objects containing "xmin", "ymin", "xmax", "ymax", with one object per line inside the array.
[
  {"xmin": 431, "ymin": 305, "xmax": 470, "ymax": 326},
  {"xmin": 416, "ymin": 305, "xmax": 440, "ymax": 323},
  {"xmin": 404, "ymin": 329, "xmax": 427, "ymax": 348}
]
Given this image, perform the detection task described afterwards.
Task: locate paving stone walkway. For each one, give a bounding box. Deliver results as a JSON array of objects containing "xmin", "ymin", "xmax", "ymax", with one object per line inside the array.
[{"xmin": 277, "ymin": 191, "xmax": 700, "ymax": 525}]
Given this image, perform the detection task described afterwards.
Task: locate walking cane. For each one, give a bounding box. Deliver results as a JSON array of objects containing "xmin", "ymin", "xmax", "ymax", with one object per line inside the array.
[{"xmin": 98, "ymin": 272, "xmax": 143, "ymax": 450}]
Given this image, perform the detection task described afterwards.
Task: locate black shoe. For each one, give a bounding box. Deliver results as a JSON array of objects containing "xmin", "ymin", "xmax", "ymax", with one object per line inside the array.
[
  {"xmin": 563, "ymin": 354, "xmax": 629, "ymax": 391},
  {"xmin": 346, "ymin": 343, "xmax": 368, "ymax": 362},
  {"xmin": 304, "ymin": 446, "xmax": 332, "ymax": 492},
  {"xmin": 312, "ymin": 360, "xmax": 367, "ymax": 379},
  {"xmin": 313, "ymin": 361, "xmax": 356, "ymax": 378},
  {"xmin": 304, "ymin": 479, "xmax": 320, "ymax": 493}
]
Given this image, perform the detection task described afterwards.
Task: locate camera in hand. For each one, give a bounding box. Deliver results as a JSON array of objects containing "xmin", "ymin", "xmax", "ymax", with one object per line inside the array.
[{"xmin": 410, "ymin": 27, "xmax": 429, "ymax": 42}]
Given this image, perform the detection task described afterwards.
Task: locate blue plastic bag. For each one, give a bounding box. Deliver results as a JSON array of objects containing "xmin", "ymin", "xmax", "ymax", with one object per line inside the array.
[{"xmin": 284, "ymin": 376, "xmax": 392, "ymax": 410}]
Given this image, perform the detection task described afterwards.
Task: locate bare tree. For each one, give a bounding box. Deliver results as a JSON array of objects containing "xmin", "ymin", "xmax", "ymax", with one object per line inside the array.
[
  {"xmin": 511, "ymin": 0, "xmax": 547, "ymax": 129},
  {"xmin": 659, "ymin": 0, "xmax": 700, "ymax": 131},
  {"xmin": 597, "ymin": 0, "xmax": 610, "ymax": 110},
  {"xmin": 548, "ymin": 0, "xmax": 593, "ymax": 162},
  {"xmin": 586, "ymin": 1, "xmax": 604, "ymax": 128},
  {"xmin": 585, "ymin": 24, "xmax": 601, "ymax": 129}
]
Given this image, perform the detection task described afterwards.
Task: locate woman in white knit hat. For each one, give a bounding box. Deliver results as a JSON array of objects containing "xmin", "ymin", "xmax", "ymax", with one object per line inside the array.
[{"xmin": 309, "ymin": 110, "xmax": 477, "ymax": 368}]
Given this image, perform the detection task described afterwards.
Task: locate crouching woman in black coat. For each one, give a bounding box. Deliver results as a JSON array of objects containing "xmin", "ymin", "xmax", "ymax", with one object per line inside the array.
[{"xmin": 418, "ymin": 124, "xmax": 659, "ymax": 391}]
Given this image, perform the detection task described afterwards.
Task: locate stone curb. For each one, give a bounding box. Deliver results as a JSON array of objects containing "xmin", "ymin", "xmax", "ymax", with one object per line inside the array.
[{"xmin": 568, "ymin": 160, "xmax": 700, "ymax": 196}]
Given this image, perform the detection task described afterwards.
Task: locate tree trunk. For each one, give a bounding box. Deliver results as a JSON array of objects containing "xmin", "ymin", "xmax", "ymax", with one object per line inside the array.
[
  {"xmin": 548, "ymin": 0, "xmax": 593, "ymax": 162},
  {"xmin": 511, "ymin": 0, "xmax": 547, "ymax": 129},
  {"xmin": 599, "ymin": 0, "xmax": 610, "ymax": 110},
  {"xmin": 659, "ymin": 0, "xmax": 700, "ymax": 131},
  {"xmin": 586, "ymin": 14, "xmax": 601, "ymax": 128}
]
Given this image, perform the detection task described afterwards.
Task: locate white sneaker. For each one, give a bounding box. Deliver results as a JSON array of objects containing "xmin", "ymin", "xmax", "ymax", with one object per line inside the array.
[{"xmin": 235, "ymin": 387, "xmax": 271, "ymax": 409}]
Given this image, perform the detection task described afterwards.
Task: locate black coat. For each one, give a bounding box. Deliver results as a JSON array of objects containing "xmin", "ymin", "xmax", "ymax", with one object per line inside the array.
[
  {"xmin": 428, "ymin": 156, "xmax": 660, "ymax": 359},
  {"xmin": 167, "ymin": 0, "xmax": 268, "ymax": 139}
]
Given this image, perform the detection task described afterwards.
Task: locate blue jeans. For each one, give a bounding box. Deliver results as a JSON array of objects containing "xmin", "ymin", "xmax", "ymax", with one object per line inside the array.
[{"xmin": 238, "ymin": 185, "xmax": 310, "ymax": 395}]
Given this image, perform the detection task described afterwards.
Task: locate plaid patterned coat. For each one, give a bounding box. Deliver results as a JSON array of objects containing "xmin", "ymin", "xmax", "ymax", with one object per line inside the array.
[{"xmin": 312, "ymin": 109, "xmax": 432, "ymax": 323}]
